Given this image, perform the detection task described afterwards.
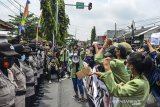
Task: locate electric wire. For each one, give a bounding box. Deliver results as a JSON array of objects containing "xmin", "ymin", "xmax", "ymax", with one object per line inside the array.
[
  {"xmin": 0, "ymin": 1, "xmax": 18, "ymax": 15},
  {"xmin": 12, "ymin": 0, "xmax": 39, "ymax": 17},
  {"xmin": 7, "ymin": 0, "xmax": 20, "ymax": 11}
]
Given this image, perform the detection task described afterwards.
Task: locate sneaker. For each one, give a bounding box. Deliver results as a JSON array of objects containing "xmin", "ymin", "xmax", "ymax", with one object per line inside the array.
[
  {"xmin": 72, "ymin": 95, "xmax": 79, "ymax": 99},
  {"xmin": 48, "ymin": 80, "xmax": 52, "ymax": 84},
  {"xmin": 78, "ymin": 98, "xmax": 87, "ymax": 102},
  {"xmin": 65, "ymin": 74, "xmax": 69, "ymax": 78}
]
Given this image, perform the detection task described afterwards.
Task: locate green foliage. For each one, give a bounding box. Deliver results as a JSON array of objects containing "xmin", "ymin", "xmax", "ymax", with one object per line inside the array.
[
  {"xmin": 8, "ymin": 14, "xmax": 39, "ymax": 40},
  {"xmin": 57, "ymin": 0, "xmax": 70, "ymax": 45},
  {"xmin": 91, "ymin": 26, "xmax": 96, "ymax": 45},
  {"xmin": 41, "ymin": 0, "xmax": 55, "ymax": 42},
  {"xmin": 41, "ymin": 0, "xmax": 69, "ymax": 46}
]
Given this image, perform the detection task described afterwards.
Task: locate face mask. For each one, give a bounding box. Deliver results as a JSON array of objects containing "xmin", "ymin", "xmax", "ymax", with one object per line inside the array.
[
  {"xmin": 3, "ymin": 61, "xmax": 10, "ymax": 69},
  {"xmin": 38, "ymin": 50, "xmax": 40, "ymax": 54},
  {"xmin": 20, "ymin": 55, "xmax": 26, "ymax": 62},
  {"xmin": 28, "ymin": 56, "xmax": 33, "ymax": 62},
  {"xmin": 2, "ymin": 57, "xmax": 14, "ymax": 69}
]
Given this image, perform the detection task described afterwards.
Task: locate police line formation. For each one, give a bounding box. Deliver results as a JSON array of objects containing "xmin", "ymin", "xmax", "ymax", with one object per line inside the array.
[{"xmin": 0, "ymin": 38, "xmax": 160, "ymax": 107}]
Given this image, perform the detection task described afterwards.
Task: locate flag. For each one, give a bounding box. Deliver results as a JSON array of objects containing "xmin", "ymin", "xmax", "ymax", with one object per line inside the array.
[
  {"xmin": 36, "ymin": 15, "xmax": 41, "ymax": 42},
  {"xmin": 36, "ymin": 26, "xmax": 39, "ymax": 42},
  {"xmin": 20, "ymin": 0, "xmax": 30, "ymax": 32}
]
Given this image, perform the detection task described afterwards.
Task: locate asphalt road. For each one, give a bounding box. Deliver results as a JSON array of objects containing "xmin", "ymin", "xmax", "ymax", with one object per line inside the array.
[{"xmin": 39, "ymin": 77, "xmax": 89, "ymax": 107}]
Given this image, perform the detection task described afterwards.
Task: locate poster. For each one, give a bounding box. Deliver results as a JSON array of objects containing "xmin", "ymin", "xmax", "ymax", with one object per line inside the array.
[{"xmin": 151, "ymin": 33, "xmax": 160, "ymax": 45}]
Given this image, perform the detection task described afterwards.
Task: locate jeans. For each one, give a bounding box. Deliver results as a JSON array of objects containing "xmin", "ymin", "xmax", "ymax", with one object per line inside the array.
[{"xmin": 72, "ymin": 76, "xmax": 84, "ymax": 96}]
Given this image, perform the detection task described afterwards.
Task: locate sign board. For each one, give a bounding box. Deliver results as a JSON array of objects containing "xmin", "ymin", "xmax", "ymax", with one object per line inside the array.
[
  {"xmin": 76, "ymin": 2, "xmax": 84, "ymax": 9},
  {"xmin": 151, "ymin": 32, "xmax": 160, "ymax": 45}
]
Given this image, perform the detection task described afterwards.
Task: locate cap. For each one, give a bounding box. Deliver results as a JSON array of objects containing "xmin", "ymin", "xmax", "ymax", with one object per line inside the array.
[
  {"xmin": 0, "ymin": 42, "xmax": 19, "ymax": 56},
  {"xmin": 28, "ymin": 43, "xmax": 37, "ymax": 51},
  {"xmin": 13, "ymin": 44, "xmax": 31, "ymax": 54},
  {"xmin": 113, "ymin": 42, "xmax": 132, "ymax": 54},
  {"xmin": 104, "ymin": 45, "xmax": 116, "ymax": 57}
]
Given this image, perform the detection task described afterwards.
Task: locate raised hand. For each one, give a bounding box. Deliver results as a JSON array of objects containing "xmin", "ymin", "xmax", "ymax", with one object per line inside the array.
[{"xmin": 102, "ymin": 57, "xmax": 112, "ymax": 72}]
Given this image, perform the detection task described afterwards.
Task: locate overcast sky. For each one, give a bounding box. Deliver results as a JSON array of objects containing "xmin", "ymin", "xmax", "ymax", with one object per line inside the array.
[{"xmin": 0, "ymin": 0, "xmax": 160, "ymax": 41}]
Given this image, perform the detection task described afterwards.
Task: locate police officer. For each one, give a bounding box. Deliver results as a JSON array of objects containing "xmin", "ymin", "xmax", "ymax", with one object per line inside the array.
[
  {"xmin": 28, "ymin": 43, "xmax": 44, "ymax": 103},
  {"xmin": 0, "ymin": 70, "xmax": 15, "ymax": 107},
  {"xmin": 29, "ymin": 50, "xmax": 42, "ymax": 105},
  {"xmin": 0, "ymin": 42, "xmax": 19, "ymax": 107},
  {"xmin": 8, "ymin": 44, "xmax": 27, "ymax": 107},
  {"xmin": 13, "ymin": 44, "xmax": 35, "ymax": 107}
]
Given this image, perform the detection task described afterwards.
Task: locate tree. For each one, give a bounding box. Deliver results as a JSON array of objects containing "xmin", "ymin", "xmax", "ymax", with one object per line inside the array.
[
  {"xmin": 8, "ymin": 13, "xmax": 39, "ymax": 40},
  {"xmin": 66, "ymin": 34, "xmax": 78, "ymax": 47},
  {"xmin": 41, "ymin": 0, "xmax": 69, "ymax": 46},
  {"xmin": 57, "ymin": 0, "xmax": 70, "ymax": 45},
  {"xmin": 91, "ymin": 26, "xmax": 96, "ymax": 45}
]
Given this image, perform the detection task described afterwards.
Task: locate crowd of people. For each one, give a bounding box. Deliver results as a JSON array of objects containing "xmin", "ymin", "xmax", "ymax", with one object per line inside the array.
[
  {"xmin": 0, "ymin": 39, "xmax": 48, "ymax": 107},
  {"xmin": 45, "ymin": 37, "xmax": 160, "ymax": 107},
  {"xmin": 0, "ymin": 36, "xmax": 160, "ymax": 107},
  {"xmin": 75, "ymin": 38, "xmax": 160, "ymax": 107}
]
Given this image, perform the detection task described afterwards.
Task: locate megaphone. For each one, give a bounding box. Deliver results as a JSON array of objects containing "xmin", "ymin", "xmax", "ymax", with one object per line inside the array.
[{"xmin": 72, "ymin": 53, "xmax": 80, "ymax": 63}]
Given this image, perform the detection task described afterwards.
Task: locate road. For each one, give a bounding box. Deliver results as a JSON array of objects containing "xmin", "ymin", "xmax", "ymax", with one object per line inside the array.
[{"xmin": 39, "ymin": 77, "xmax": 89, "ymax": 107}]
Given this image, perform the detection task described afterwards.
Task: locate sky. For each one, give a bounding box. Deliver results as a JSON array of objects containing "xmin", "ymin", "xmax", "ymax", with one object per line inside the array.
[{"xmin": 0, "ymin": 0, "xmax": 160, "ymax": 41}]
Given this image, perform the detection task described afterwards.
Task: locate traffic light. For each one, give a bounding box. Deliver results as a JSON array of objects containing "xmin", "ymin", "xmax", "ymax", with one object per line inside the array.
[{"xmin": 88, "ymin": 2, "xmax": 92, "ymax": 10}]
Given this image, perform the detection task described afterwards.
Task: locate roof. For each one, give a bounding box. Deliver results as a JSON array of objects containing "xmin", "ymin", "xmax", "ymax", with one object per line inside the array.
[
  {"xmin": 0, "ymin": 19, "xmax": 13, "ymax": 31},
  {"xmin": 123, "ymin": 27, "xmax": 151, "ymax": 38},
  {"xmin": 135, "ymin": 26, "xmax": 159, "ymax": 37},
  {"xmin": 116, "ymin": 26, "xmax": 160, "ymax": 39}
]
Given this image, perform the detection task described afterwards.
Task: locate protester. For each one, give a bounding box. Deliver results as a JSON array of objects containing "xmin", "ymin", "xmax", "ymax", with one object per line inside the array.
[
  {"xmin": 92, "ymin": 52, "xmax": 152, "ymax": 107},
  {"xmin": 71, "ymin": 45, "xmax": 86, "ymax": 102},
  {"xmin": 141, "ymin": 39, "xmax": 160, "ymax": 106},
  {"xmin": 48, "ymin": 52, "xmax": 60, "ymax": 82},
  {"xmin": 60, "ymin": 47, "xmax": 70, "ymax": 77},
  {"xmin": 95, "ymin": 38, "xmax": 130, "ymax": 83}
]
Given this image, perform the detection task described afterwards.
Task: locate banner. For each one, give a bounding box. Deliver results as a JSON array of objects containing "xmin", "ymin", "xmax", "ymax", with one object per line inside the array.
[{"xmin": 83, "ymin": 66, "xmax": 118, "ymax": 107}]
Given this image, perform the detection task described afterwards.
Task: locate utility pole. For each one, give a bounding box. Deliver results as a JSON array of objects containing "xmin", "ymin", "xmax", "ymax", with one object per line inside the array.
[
  {"xmin": 53, "ymin": 0, "xmax": 59, "ymax": 48},
  {"xmin": 114, "ymin": 23, "xmax": 117, "ymax": 38},
  {"xmin": 131, "ymin": 20, "xmax": 135, "ymax": 44},
  {"xmin": 75, "ymin": 27, "xmax": 77, "ymax": 40},
  {"xmin": 112, "ymin": 23, "xmax": 117, "ymax": 41}
]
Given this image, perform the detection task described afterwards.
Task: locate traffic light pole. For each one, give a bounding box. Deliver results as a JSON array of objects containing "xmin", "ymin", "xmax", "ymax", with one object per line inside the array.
[
  {"xmin": 65, "ymin": 4, "xmax": 76, "ymax": 6},
  {"xmin": 53, "ymin": 2, "xmax": 92, "ymax": 48},
  {"xmin": 65, "ymin": 2, "xmax": 92, "ymax": 10},
  {"xmin": 65, "ymin": 3, "xmax": 88, "ymax": 7}
]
